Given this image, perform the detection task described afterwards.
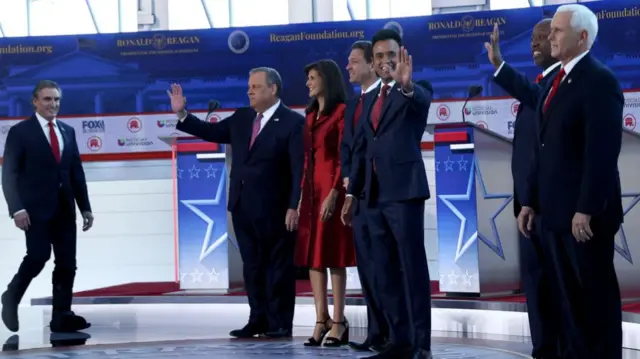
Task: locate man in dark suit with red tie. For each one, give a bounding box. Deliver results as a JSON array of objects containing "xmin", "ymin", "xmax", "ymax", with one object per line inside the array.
[
  {"xmin": 341, "ymin": 40, "xmax": 388, "ymax": 353},
  {"xmin": 168, "ymin": 67, "xmax": 304, "ymax": 339},
  {"xmin": 341, "ymin": 29, "xmax": 432, "ymax": 359},
  {"xmin": 2, "ymin": 80, "xmax": 93, "ymax": 333},
  {"xmin": 516, "ymin": 5, "xmax": 623, "ymax": 359},
  {"xmin": 486, "ymin": 19, "xmax": 563, "ymax": 359}
]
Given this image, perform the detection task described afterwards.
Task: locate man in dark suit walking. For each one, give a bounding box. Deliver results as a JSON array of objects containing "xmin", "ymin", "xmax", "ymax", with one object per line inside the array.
[
  {"xmin": 516, "ymin": 5, "xmax": 623, "ymax": 359},
  {"xmin": 341, "ymin": 29, "xmax": 432, "ymax": 359},
  {"xmin": 168, "ymin": 67, "xmax": 304, "ymax": 339},
  {"xmin": 2, "ymin": 80, "xmax": 94, "ymax": 333},
  {"xmin": 341, "ymin": 40, "xmax": 388, "ymax": 353},
  {"xmin": 486, "ymin": 19, "xmax": 563, "ymax": 359}
]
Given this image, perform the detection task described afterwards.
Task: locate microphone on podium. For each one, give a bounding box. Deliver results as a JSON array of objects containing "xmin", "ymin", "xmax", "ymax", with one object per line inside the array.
[
  {"xmin": 205, "ymin": 100, "xmax": 221, "ymax": 122},
  {"xmin": 462, "ymin": 85, "xmax": 483, "ymax": 123}
]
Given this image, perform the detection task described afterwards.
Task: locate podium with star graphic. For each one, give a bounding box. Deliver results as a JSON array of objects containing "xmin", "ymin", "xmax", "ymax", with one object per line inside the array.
[
  {"xmin": 164, "ymin": 136, "xmax": 244, "ymax": 293},
  {"xmin": 434, "ymin": 123, "xmax": 521, "ymax": 295},
  {"xmin": 614, "ymin": 129, "xmax": 640, "ymax": 298}
]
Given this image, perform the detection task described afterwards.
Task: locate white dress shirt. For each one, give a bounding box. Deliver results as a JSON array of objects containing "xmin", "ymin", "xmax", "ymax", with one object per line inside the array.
[
  {"xmin": 36, "ymin": 112, "xmax": 64, "ymax": 156},
  {"xmin": 255, "ymin": 100, "xmax": 281, "ymax": 133},
  {"xmin": 362, "ymin": 79, "xmax": 381, "ymax": 95}
]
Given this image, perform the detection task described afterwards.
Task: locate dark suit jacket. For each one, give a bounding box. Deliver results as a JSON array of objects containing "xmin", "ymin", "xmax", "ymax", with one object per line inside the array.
[
  {"xmin": 2, "ymin": 115, "xmax": 91, "ymax": 220},
  {"xmin": 493, "ymin": 63, "xmax": 559, "ymax": 217},
  {"xmin": 340, "ymin": 93, "xmax": 375, "ymax": 180},
  {"xmin": 525, "ymin": 54, "xmax": 624, "ymax": 232},
  {"xmin": 176, "ymin": 103, "xmax": 304, "ymax": 217},
  {"xmin": 347, "ymin": 82, "xmax": 432, "ymax": 203}
]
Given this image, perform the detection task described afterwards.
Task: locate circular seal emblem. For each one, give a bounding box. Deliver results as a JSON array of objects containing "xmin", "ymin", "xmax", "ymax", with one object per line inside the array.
[
  {"xmin": 86, "ymin": 136, "xmax": 102, "ymax": 151},
  {"xmin": 127, "ymin": 117, "xmax": 142, "ymax": 133}
]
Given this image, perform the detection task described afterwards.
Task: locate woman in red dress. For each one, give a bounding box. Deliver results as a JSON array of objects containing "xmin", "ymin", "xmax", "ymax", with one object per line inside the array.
[{"xmin": 296, "ymin": 59, "xmax": 356, "ymax": 347}]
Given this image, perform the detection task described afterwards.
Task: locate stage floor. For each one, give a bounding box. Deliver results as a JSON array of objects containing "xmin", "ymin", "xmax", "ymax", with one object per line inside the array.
[{"xmin": 1, "ymin": 304, "xmax": 640, "ymax": 358}]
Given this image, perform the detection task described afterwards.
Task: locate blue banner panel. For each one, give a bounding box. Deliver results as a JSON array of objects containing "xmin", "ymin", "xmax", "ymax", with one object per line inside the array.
[
  {"xmin": 176, "ymin": 145, "xmax": 228, "ymax": 290},
  {"xmin": 435, "ymin": 126, "xmax": 480, "ymax": 293}
]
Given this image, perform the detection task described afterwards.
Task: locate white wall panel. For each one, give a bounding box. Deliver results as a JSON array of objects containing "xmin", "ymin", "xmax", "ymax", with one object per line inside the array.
[
  {"xmin": 0, "ymin": 160, "xmax": 176, "ymax": 303},
  {"xmin": 0, "ymin": 151, "xmax": 440, "ymax": 302}
]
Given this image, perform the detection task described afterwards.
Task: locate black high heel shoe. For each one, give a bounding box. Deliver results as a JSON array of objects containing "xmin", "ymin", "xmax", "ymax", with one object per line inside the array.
[
  {"xmin": 303, "ymin": 317, "xmax": 332, "ymax": 347},
  {"xmin": 323, "ymin": 319, "xmax": 349, "ymax": 347}
]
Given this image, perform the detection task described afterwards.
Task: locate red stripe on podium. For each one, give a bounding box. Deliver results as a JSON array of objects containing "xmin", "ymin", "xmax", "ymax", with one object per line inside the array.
[
  {"xmin": 434, "ymin": 131, "xmax": 468, "ymax": 143},
  {"xmin": 175, "ymin": 142, "xmax": 220, "ymax": 152}
]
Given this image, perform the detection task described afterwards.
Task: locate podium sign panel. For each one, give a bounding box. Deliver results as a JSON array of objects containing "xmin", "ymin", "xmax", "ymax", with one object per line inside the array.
[
  {"xmin": 435, "ymin": 124, "xmax": 520, "ymax": 295},
  {"xmin": 173, "ymin": 138, "xmax": 241, "ymax": 292}
]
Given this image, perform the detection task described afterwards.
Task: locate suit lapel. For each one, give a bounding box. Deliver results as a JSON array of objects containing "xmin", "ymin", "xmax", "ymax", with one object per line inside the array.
[
  {"xmin": 344, "ymin": 96, "xmax": 357, "ymax": 134},
  {"xmin": 28, "ymin": 116, "xmax": 59, "ymax": 165},
  {"xmin": 539, "ymin": 55, "xmax": 591, "ymax": 137},
  {"xmin": 248, "ymin": 104, "xmax": 282, "ymax": 155},
  {"xmin": 377, "ymin": 84, "xmax": 403, "ymax": 133},
  {"xmin": 57, "ymin": 122, "xmax": 71, "ymax": 163}
]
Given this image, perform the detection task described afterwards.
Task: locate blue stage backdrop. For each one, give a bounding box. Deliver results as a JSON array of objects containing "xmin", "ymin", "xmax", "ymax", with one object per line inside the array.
[{"xmin": 0, "ymin": 2, "xmax": 638, "ymax": 119}]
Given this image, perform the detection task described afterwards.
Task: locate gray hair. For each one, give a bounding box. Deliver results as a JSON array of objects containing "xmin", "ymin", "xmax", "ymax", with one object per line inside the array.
[
  {"xmin": 249, "ymin": 67, "xmax": 282, "ymax": 97},
  {"xmin": 32, "ymin": 80, "xmax": 62, "ymax": 100},
  {"xmin": 556, "ymin": 4, "xmax": 598, "ymax": 49}
]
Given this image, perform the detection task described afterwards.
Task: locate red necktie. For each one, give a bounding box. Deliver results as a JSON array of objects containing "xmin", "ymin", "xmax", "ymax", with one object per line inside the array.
[
  {"xmin": 353, "ymin": 93, "xmax": 364, "ymax": 126},
  {"xmin": 249, "ymin": 113, "xmax": 263, "ymax": 149},
  {"xmin": 535, "ymin": 74, "xmax": 544, "ymax": 84},
  {"xmin": 543, "ymin": 68, "xmax": 566, "ymax": 113},
  {"xmin": 48, "ymin": 122, "xmax": 60, "ymax": 163},
  {"xmin": 370, "ymin": 85, "xmax": 390, "ymax": 131}
]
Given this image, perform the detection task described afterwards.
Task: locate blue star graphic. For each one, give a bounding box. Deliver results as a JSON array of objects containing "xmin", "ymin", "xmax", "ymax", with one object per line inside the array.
[
  {"xmin": 474, "ymin": 159, "xmax": 512, "ymax": 260},
  {"xmin": 437, "ymin": 158, "xmax": 478, "ymax": 263},
  {"xmin": 616, "ymin": 193, "xmax": 640, "ymax": 264},
  {"xmin": 180, "ymin": 165, "xmax": 229, "ymax": 262}
]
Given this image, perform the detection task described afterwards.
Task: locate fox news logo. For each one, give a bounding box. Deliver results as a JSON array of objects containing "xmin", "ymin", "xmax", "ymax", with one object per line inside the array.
[
  {"xmin": 507, "ymin": 120, "xmax": 515, "ymax": 134},
  {"xmin": 82, "ymin": 120, "xmax": 105, "ymax": 133}
]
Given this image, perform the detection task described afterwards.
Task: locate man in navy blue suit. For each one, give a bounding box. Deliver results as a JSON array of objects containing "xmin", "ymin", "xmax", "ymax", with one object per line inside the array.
[
  {"xmin": 516, "ymin": 5, "xmax": 623, "ymax": 359},
  {"xmin": 168, "ymin": 67, "xmax": 304, "ymax": 339},
  {"xmin": 341, "ymin": 29, "xmax": 432, "ymax": 359},
  {"xmin": 341, "ymin": 40, "xmax": 388, "ymax": 353},
  {"xmin": 487, "ymin": 19, "xmax": 563, "ymax": 359},
  {"xmin": 2, "ymin": 80, "xmax": 93, "ymax": 334}
]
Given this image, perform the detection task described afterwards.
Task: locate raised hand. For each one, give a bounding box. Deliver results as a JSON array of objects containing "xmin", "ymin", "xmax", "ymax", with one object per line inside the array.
[
  {"xmin": 389, "ymin": 46, "xmax": 413, "ymax": 88},
  {"xmin": 484, "ymin": 23, "xmax": 503, "ymax": 68},
  {"xmin": 166, "ymin": 83, "xmax": 187, "ymax": 113}
]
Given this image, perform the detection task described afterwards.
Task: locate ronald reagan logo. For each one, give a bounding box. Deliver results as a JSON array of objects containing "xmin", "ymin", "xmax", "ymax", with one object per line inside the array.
[
  {"xmin": 435, "ymin": 104, "xmax": 450, "ymax": 121},
  {"xmin": 127, "ymin": 117, "xmax": 143, "ymax": 133},
  {"xmin": 157, "ymin": 119, "xmax": 177, "ymax": 128},
  {"xmin": 117, "ymin": 137, "xmax": 154, "ymax": 148},
  {"xmin": 475, "ymin": 121, "xmax": 488, "ymax": 129},
  {"xmin": 624, "ymin": 114, "xmax": 636, "ymax": 130},
  {"xmin": 86, "ymin": 136, "xmax": 102, "ymax": 151},
  {"xmin": 511, "ymin": 101, "xmax": 520, "ymax": 117},
  {"xmin": 464, "ymin": 105, "xmax": 498, "ymax": 117}
]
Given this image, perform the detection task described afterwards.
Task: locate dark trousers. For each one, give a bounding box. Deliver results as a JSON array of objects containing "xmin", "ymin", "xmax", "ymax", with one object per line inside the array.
[
  {"xmin": 365, "ymin": 199, "xmax": 431, "ymax": 351},
  {"xmin": 540, "ymin": 221, "xmax": 622, "ymax": 359},
  {"xmin": 231, "ymin": 197, "xmax": 296, "ymax": 332},
  {"xmin": 352, "ymin": 198, "xmax": 388, "ymax": 343},
  {"xmin": 6, "ymin": 191, "xmax": 77, "ymax": 313},
  {"xmin": 519, "ymin": 217, "xmax": 561, "ymax": 358}
]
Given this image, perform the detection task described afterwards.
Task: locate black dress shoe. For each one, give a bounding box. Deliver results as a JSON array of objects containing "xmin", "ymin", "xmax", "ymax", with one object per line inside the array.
[
  {"xmin": 264, "ymin": 328, "xmax": 292, "ymax": 338},
  {"xmin": 365, "ymin": 346, "xmax": 414, "ymax": 359},
  {"xmin": 1, "ymin": 292, "xmax": 19, "ymax": 333},
  {"xmin": 50, "ymin": 312, "xmax": 91, "ymax": 333},
  {"xmin": 349, "ymin": 338, "xmax": 388, "ymax": 352},
  {"xmin": 50, "ymin": 332, "xmax": 91, "ymax": 347},
  {"xmin": 2, "ymin": 335, "xmax": 19, "ymax": 351},
  {"xmin": 229, "ymin": 323, "xmax": 265, "ymax": 338},
  {"xmin": 348, "ymin": 340, "xmax": 372, "ymax": 351},
  {"xmin": 412, "ymin": 348, "xmax": 433, "ymax": 359}
]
